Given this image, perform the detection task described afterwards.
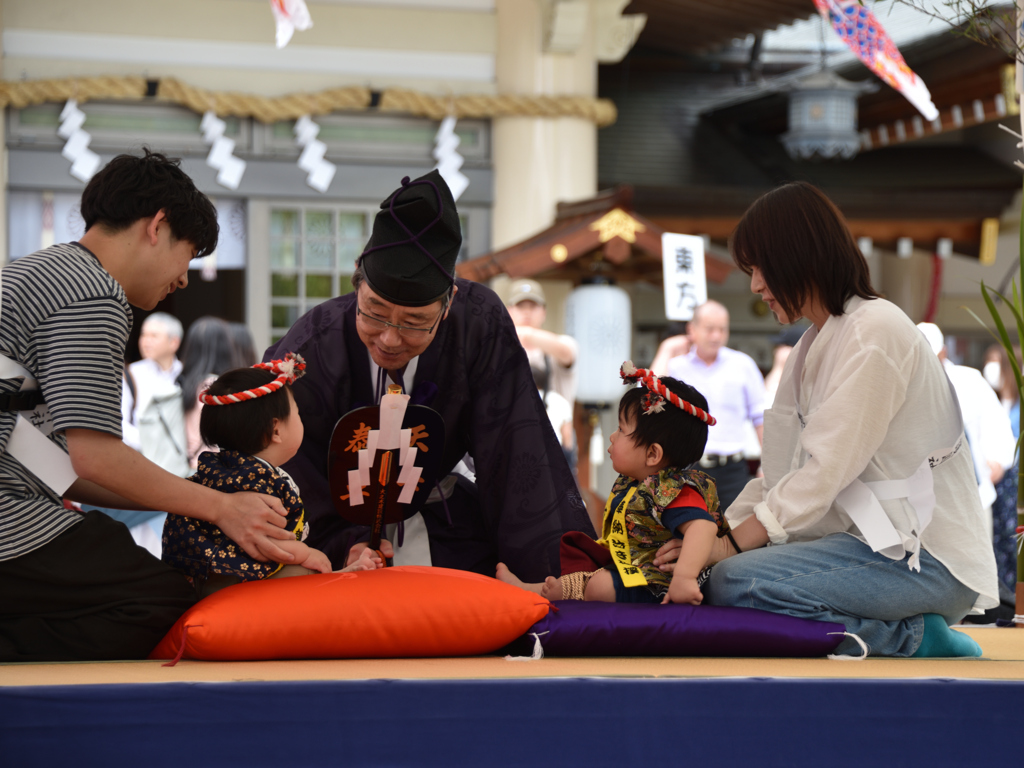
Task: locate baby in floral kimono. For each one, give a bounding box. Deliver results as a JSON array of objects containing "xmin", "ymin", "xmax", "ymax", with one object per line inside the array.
[
  {"xmin": 163, "ymin": 354, "xmax": 380, "ymax": 596},
  {"xmin": 498, "ymin": 362, "xmax": 738, "ymax": 605}
]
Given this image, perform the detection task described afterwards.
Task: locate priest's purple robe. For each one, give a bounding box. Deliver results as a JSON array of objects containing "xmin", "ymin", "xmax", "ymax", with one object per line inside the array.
[{"xmin": 264, "ymin": 279, "xmax": 594, "ymax": 581}]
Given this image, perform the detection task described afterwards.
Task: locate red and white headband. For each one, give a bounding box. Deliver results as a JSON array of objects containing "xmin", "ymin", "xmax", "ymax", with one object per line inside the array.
[
  {"xmin": 199, "ymin": 353, "xmax": 306, "ymax": 406},
  {"xmin": 620, "ymin": 361, "xmax": 716, "ymax": 425}
]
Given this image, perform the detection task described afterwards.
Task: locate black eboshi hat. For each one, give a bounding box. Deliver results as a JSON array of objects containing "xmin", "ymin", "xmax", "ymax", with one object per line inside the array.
[{"xmin": 358, "ymin": 170, "xmax": 461, "ymax": 307}]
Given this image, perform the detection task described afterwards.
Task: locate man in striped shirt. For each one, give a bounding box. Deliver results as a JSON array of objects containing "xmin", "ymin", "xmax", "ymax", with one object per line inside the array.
[{"xmin": 0, "ymin": 150, "xmax": 295, "ymax": 661}]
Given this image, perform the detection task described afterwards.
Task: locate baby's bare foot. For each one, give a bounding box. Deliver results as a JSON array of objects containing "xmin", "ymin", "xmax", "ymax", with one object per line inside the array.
[
  {"xmin": 496, "ymin": 562, "xmax": 544, "ymax": 594},
  {"xmin": 539, "ymin": 576, "xmax": 564, "ymax": 601}
]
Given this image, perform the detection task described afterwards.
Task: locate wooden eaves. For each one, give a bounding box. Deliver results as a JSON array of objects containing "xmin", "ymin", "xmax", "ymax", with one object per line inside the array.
[{"xmin": 456, "ymin": 185, "xmax": 735, "ymax": 285}]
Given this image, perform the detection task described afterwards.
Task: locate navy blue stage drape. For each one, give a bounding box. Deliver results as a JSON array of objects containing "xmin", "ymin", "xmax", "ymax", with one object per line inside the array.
[{"xmin": 2, "ymin": 677, "xmax": 1020, "ymax": 766}]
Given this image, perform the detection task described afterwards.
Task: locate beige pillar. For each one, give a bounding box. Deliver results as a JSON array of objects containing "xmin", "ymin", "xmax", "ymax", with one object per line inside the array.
[{"xmin": 491, "ymin": 0, "xmax": 601, "ymax": 250}]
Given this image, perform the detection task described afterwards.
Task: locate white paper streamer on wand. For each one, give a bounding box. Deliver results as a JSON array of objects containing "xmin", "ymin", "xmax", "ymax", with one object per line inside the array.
[
  {"xmin": 347, "ymin": 468, "xmax": 364, "ymax": 506},
  {"xmin": 397, "ymin": 447, "xmax": 422, "ymax": 504},
  {"xmin": 377, "ymin": 393, "xmax": 409, "ymax": 450}
]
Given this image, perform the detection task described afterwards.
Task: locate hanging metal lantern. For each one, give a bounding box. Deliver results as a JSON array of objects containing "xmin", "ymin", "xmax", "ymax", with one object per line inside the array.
[
  {"xmin": 565, "ymin": 279, "xmax": 632, "ymax": 406},
  {"xmin": 781, "ymin": 69, "xmax": 875, "ymax": 161}
]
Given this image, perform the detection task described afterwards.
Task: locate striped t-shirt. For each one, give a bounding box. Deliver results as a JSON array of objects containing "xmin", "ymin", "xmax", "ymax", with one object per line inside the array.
[{"xmin": 0, "ymin": 242, "xmax": 131, "ymax": 561}]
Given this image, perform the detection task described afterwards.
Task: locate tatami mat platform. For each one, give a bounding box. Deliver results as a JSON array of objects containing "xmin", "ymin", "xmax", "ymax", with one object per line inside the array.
[{"xmin": 3, "ymin": 626, "xmax": 1022, "ymax": 767}]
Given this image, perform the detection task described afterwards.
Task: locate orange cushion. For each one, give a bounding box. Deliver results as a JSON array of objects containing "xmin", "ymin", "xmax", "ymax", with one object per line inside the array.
[{"xmin": 150, "ymin": 566, "xmax": 550, "ymax": 661}]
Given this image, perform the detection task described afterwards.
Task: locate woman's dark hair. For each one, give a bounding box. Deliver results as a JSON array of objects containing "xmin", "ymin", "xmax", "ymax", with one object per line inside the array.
[
  {"xmin": 229, "ymin": 322, "xmax": 257, "ymax": 367},
  {"xmin": 199, "ymin": 368, "xmax": 292, "ymax": 454},
  {"xmin": 619, "ymin": 376, "xmax": 709, "ymax": 469},
  {"xmin": 80, "ymin": 148, "xmax": 218, "ymax": 258},
  {"xmin": 178, "ymin": 316, "xmax": 245, "ymax": 413},
  {"xmin": 730, "ymin": 181, "xmax": 879, "ymax": 321}
]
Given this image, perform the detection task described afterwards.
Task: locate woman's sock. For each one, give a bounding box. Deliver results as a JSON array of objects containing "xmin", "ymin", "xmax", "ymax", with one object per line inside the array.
[{"xmin": 911, "ymin": 613, "xmax": 982, "ymax": 658}]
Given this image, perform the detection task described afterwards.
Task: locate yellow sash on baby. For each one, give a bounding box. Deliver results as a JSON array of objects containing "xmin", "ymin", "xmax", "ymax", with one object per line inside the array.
[{"xmin": 596, "ymin": 486, "xmax": 647, "ymax": 588}]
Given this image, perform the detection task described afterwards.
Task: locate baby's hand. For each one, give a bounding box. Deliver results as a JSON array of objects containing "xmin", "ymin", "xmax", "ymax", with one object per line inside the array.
[
  {"xmin": 339, "ymin": 547, "xmax": 383, "ymax": 572},
  {"xmin": 299, "ymin": 547, "xmax": 333, "ymax": 574},
  {"xmin": 662, "ymin": 575, "xmax": 703, "ymax": 606}
]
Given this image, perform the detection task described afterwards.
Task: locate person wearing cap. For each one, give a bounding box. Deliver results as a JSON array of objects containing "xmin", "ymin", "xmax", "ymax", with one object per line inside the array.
[
  {"xmin": 506, "ymin": 279, "xmax": 578, "ymax": 409},
  {"xmin": 666, "ymin": 300, "xmax": 766, "ymax": 512},
  {"xmin": 916, "ymin": 322, "xmax": 1014, "ymax": 540},
  {"xmin": 264, "ymin": 171, "xmax": 593, "ymax": 581}
]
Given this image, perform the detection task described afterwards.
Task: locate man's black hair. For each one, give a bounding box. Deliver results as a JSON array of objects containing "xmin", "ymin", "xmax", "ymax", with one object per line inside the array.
[
  {"xmin": 199, "ymin": 368, "xmax": 293, "ymax": 455},
  {"xmin": 618, "ymin": 376, "xmax": 709, "ymax": 469},
  {"xmin": 80, "ymin": 148, "xmax": 219, "ymax": 258}
]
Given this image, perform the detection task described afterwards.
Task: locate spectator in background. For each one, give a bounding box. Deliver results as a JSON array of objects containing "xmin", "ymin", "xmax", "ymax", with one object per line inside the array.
[
  {"xmin": 984, "ymin": 343, "xmax": 1021, "ymax": 596},
  {"xmin": 100, "ymin": 312, "xmax": 188, "ymax": 557},
  {"xmin": 124, "ymin": 313, "xmax": 188, "ymax": 478},
  {"xmin": 230, "ymin": 321, "xmax": 257, "ymax": 367},
  {"xmin": 764, "ymin": 323, "xmax": 810, "ymax": 408},
  {"xmin": 650, "ymin": 321, "xmax": 690, "ymax": 376},
  {"xmin": 533, "ymin": 365, "xmax": 575, "ymax": 466},
  {"xmin": 917, "ymin": 323, "xmax": 1015, "ymax": 542},
  {"xmin": 667, "ymin": 300, "xmax": 765, "ymax": 511},
  {"xmin": 178, "ymin": 316, "xmax": 243, "ymax": 469},
  {"xmin": 506, "ymin": 279, "xmax": 578, "ymax": 408}
]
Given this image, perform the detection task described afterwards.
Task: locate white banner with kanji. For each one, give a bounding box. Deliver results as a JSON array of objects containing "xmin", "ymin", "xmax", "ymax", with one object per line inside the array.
[{"xmin": 661, "ymin": 233, "xmax": 707, "ymax": 322}]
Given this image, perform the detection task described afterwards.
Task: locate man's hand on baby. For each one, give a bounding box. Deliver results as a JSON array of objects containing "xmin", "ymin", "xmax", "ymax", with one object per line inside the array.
[
  {"xmin": 340, "ymin": 547, "xmax": 384, "ymax": 572},
  {"xmin": 662, "ymin": 576, "xmax": 703, "ymax": 606},
  {"xmin": 217, "ymin": 492, "xmax": 294, "ymax": 563}
]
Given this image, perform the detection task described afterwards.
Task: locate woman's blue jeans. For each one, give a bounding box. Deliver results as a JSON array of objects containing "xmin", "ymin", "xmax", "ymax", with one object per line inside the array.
[{"xmin": 704, "ymin": 533, "xmax": 979, "ymax": 656}]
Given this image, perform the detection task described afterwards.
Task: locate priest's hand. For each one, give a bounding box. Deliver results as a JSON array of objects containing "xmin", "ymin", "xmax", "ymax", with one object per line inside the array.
[{"xmin": 347, "ymin": 539, "xmax": 394, "ymax": 566}]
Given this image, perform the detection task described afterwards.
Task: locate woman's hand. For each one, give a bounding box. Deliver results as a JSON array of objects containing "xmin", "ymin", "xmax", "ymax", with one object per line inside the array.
[
  {"xmin": 654, "ymin": 534, "xmax": 737, "ymax": 573},
  {"xmin": 653, "ymin": 539, "xmax": 683, "ymax": 572}
]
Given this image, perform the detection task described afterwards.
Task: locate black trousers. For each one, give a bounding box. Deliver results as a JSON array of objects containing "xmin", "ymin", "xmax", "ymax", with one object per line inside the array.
[
  {"xmin": 702, "ymin": 460, "xmax": 752, "ymax": 513},
  {"xmin": 0, "ymin": 511, "xmax": 196, "ymax": 662}
]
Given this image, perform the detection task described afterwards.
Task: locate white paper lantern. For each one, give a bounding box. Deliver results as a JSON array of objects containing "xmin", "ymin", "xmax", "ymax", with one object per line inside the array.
[{"xmin": 565, "ymin": 282, "xmax": 632, "ymax": 405}]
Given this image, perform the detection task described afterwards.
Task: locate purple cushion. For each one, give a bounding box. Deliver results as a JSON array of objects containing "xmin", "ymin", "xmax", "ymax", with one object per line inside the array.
[{"xmin": 522, "ymin": 600, "xmax": 844, "ymax": 657}]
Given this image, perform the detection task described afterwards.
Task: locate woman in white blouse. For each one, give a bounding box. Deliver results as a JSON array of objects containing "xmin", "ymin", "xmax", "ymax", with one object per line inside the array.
[{"xmin": 657, "ymin": 182, "xmax": 998, "ymax": 657}]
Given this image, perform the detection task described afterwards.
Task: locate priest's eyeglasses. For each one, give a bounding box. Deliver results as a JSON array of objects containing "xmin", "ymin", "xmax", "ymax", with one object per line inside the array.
[{"xmin": 356, "ymin": 300, "xmax": 448, "ymax": 339}]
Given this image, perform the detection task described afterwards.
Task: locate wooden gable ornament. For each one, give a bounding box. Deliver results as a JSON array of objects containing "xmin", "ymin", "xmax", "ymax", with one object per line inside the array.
[{"xmin": 456, "ymin": 186, "xmax": 734, "ymax": 286}]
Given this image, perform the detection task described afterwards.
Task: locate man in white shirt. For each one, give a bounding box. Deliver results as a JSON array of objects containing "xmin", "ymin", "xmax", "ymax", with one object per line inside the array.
[
  {"xmin": 123, "ymin": 313, "xmax": 182, "ymax": 445},
  {"xmin": 115, "ymin": 312, "xmax": 187, "ymax": 555},
  {"xmin": 917, "ymin": 323, "xmax": 1015, "ymax": 535},
  {"xmin": 667, "ymin": 301, "xmax": 765, "ymax": 511},
  {"xmin": 123, "ymin": 312, "xmax": 188, "ymax": 477},
  {"xmin": 126, "ymin": 313, "xmax": 185, "ymax": 411}
]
